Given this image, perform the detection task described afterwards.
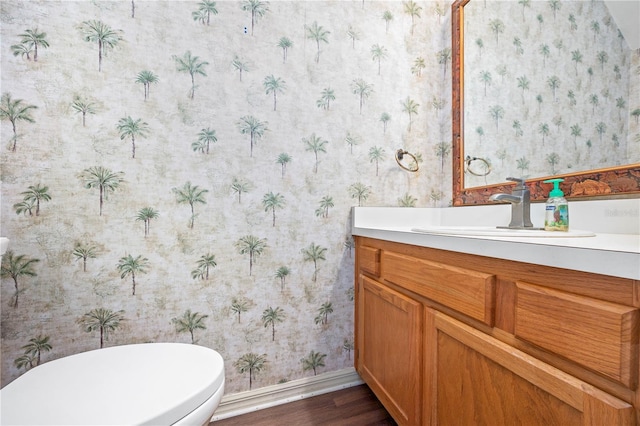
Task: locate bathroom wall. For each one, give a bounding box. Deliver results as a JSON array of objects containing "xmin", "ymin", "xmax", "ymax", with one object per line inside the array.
[{"xmin": 0, "ymin": 0, "xmax": 452, "ymax": 391}]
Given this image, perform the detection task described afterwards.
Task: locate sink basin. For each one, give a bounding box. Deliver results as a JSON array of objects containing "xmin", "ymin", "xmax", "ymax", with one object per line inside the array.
[{"xmin": 411, "ymin": 226, "xmax": 595, "ymax": 238}]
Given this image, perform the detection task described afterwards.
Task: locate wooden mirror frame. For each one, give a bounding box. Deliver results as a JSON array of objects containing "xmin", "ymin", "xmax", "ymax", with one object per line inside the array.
[{"xmin": 451, "ymin": 0, "xmax": 640, "ymax": 206}]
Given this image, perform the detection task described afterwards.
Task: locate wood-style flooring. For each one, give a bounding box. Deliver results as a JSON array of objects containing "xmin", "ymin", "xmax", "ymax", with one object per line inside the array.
[{"xmin": 211, "ymin": 384, "xmax": 397, "ymax": 425}]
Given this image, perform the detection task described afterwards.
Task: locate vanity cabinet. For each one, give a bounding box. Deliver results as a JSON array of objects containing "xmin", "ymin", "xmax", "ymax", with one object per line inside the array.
[{"xmin": 354, "ymin": 236, "xmax": 639, "ymax": 425}]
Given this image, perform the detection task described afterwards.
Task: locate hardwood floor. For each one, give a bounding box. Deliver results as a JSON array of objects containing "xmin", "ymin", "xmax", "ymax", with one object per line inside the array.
[{"xmin": 211, "ymin": 384, "xmax": 397, "ymax": 425}]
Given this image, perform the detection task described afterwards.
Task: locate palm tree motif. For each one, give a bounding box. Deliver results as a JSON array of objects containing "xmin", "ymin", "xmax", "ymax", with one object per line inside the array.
[
  {"xmin": 430, "ymin": 189, "xmax": 444, "ymax": 207},
  {"xmin": 546, "ymin": 76, "xmax": 560, "ymax": 102},
  {"xmin": 302, "ymin": 242, "xmax": 326, "ymax": 282},
  {"xmin": 370, "ymin": 44, "xmax": 387, "ymax": 75},
  {"xmin": 262, "ymin": 306, "xmax": 285, "ymax": 341},
  {"xmin": 135, "ymin": 70, "xmax": 159, "ymax": 101},
  {"xmin": 78, "ymin": 308, "xmax": 125, "ymax": 348},
  {"xmin": 301, "ymin": 350, "xmax": 326, "ymax": 376},
  {"xmin": 348, "ymin": 182, "xmax": 371, "ymax": 207},
  {"xmin": 117, "ymin": 116, "xmax": 149, "ymax": 159},
  {"xmin": 516, "ymin": 156, "xmax": 530, "ymax": 178},
  {"xmin": 20, "ymin": 335, "xmax": 52, "ymax": 366},
  {"xmin": 14, "ymin": 353, "xmax": 37, "ymax": 372},
  {"xmin": 0, "ymin": 92, "xmax": 37, "ymax": 152},
  {"xmin": 117, "ymin": 254, "xmax": 149, "ymax": 296},
  {"xmin": 595, "ymin": 122, "xmax": 607, "ymax": 143},
  {"xmin": 172, "ymin": 310, "xmax": 208, "ymax": 343},
  {"xmin": 306, "ymin": 21, "xmax": 330, "ymax": 63},
  {"xmin": 237, "ymin": 115, "xmax": 267, "ymax": 157},
  {"xmin": 347, "ymin": 25, "xmax": 360, "ymax": 49},
  {"xmin": 277, "ymin": 37, "xmax": 293, "ymax": 63},
  {"xmin": 345, "ymin": 132, "xmax": 360, "ymax": 154},
  {"xmin": 81, "ymin": 166, "xmax": 124, "ymax": 216},
  {"xmin": 512, "ymin": 121, "xmax": 522, "ymax": 137},
  {"xmin": 539, "ymin": 44, "xmax": 550, "ymax": 67},
  {"xmin": 13, "ymin": 199, "xmax": 35, "ymax": 216},
  {"xmin": 17, "ymin": 28, "xmax": 49, "ymax": 61},
  {"xmin": 344, "ymin": 237, "xmax": 355, "ymax": 258},
  {"xmin": 136, "ymin": 207, "xmax": 159, "ymax": 237},
  {"xmin": 517, "ymin": 76, "xmax": 530, "ymax": 103},
  {"xmin": 80, "ymin": 20, "xmax": 122, "ymax": 72},
  {"xmin": 231, "ymin": 297, "xmax": 250, "ymax": 323},
  {"xmin": 411, "ymin": 57, "xmax": 425, "ymax": 77},
  {"xmin": 274, "ymin": 266, "xmax": 290, "ymax": 292},
  {"xmin": 173, "ymin": 51, "xmax": 208, "ymax": 99},
  {"xmin": 275, "ymin": 153, "xmax": 291, "ymax": 178},
  {"xmin": 489, "ymin": 105, "xmax": 505, "ymax": 131},
  {"xmin": 230, "ymin": 177, "xmax": 251, "ymax": 203},
  {"xmin": 435, "ymin": 142, "xmax": 451, "ymax": 172},
  {"xmin": 538, "ymin": 123, "xmax": 550, "ymax": 145},
  {"xmin": 10, "ymin": 42, "xmax": 33, "ymax": 61},
  {"xmin": 192, "ymin": 0, "xmax": 218, "ymax": 25},
  {"xmin": 351, "ymin": 79, "xmax": 373, "ymax": 114},
  {"xmin": 314, "ymin": 301, "xmax": 333, "ymax": 325},
  {"xmin": 232, "ymin": 56, "xmax": 249, "ymax": 81},
  {"xmin": 571, "ymin": 124, "xmax": 582, "ymax": 149},
  {"xmin": 343, "ymin": 338, "xmax": 354, "ymax": 360},
  {"xmin": 263, "ymin": 75, "xmax": 286, "ymax": 111},
  {"xmin": 1, "ymin": 251, "xmax": 39, "ymax": 308},
  {"xmin": 547, "ymin": 153, "xmax": 560, "ymax": 175},
  {"xmin": 570, "ymin": 50, "xmax": 582, "ymax": 75},
  {"xmin": 71, "ymin": 96, "xmax": 96, "ymax": 127},
  {"xmin": 398, "ymin": 193, "xmax": 417, "ymax": 207},
  {"xmin": 72, "ymin": 244, "xmax": 97, "ymax": 272},
  {"xmin": 18, "ymin": 184, "xmax": 51, "ymax": 216},
  {"xmin": 317, "ymin": 88, "xmax": 335, "ymax": 110},
  {"xmin": 262, "ymin": 192, "xmax": 285, "ymax": 227},
  {"xmin": 403, "ymin": 1, "xmax": 422, "ymax": 35},
  {"xmin": 192, "ymin": 127, "xmax": 217, "ymax": 154},
  {"xmin": 479, "ymin": 71, "xmax": 492, "ymax": 96},
  {"xmin": 315, "ymin": 196, "xmax": 334, "ymax": 218},
  {"xmin": 589, "ymin": 94, "xmax": 599, "ymax": 115},
  {"xmin": 596, "ymin": 51, "xmax": 608, "ymax": 72},
  {"xmin": 242, "ymin": 0, "xmax": 269, "ymax": 36},
  {"xmin": 382, "ymin": 10, "xmax": 393, "ymax": 33},
  {"xmin": 191, "ymin": 253, "xmax": 217, "ymax": 280},
  {"xmin": 489, "ymin": 18, "xmax": 505, "ymax": 45},
  {"xmin": 368, "ymin": 146, "xmax": 386, "ymax": 176},
  {"xmin": 437, "ymin": 48, "xmax": 451, "ymax": 78},
  {"xmin": 379, "ymin": 113, "xmax": 391, "ymax": 133},
  {"xmin": 401, "ymin": 96, "xmax": 419, "ymax": 131},
  {"xmin": 615, "ymin": 97, "xmax": 626, "ymax": 120},
  {"xmin": 234, "ymin": 352, "xmax": 268, "ymax": 390},
  {"xmin": 236, "ymin": 235, "xmax": 267, "ymax": 276},
  {"xmin": 302, "ymin": 133, "xmax": 328, "ymax": 173},
  {"xmin": 172, "ymin": 181, "xmax": 208, "ymax": 229}
]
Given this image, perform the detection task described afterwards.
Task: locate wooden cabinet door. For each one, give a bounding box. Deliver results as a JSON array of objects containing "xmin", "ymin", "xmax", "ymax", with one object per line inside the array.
[
  {"xmin": 424, "ymin": 309, "xmax": 635, "ymax": 426},
  {"xmin": 357, "ymin": 275, "xmax": 423, "ymax": 425}
]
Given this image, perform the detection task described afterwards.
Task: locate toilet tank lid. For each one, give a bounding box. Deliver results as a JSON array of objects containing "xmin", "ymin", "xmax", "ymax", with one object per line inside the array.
[{"xmin": 0, "ymin": 343, "xmax": 224, "ymax": 425}]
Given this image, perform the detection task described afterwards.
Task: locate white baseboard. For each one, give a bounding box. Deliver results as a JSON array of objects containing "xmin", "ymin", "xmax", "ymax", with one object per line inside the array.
[{"xmin": 210, "ymin": 368, "xmax": 364, "ymax": 421}]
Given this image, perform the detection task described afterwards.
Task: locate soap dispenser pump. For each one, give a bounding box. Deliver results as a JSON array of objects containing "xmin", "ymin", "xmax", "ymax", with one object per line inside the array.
[{"xmin": 543, "ymin": 178, "xmax": 568, "ymax": 231}]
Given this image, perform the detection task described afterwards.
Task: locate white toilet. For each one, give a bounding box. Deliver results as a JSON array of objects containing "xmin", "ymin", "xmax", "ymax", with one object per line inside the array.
[{"xmin": 0, "ymin": 343, "xmax": 225, "ymax": 425}]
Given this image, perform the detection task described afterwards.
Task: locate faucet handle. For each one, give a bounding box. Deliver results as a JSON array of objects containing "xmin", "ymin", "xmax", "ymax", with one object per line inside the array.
[{"xmin": 506, "ymin": 177, "xmax": 526, "ymax": 189}]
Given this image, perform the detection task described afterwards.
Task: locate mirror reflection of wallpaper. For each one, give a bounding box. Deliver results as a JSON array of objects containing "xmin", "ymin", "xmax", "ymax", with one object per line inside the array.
[{"xmin": 463, "ymin": 0, "xmax": 636, "ymax": 188}]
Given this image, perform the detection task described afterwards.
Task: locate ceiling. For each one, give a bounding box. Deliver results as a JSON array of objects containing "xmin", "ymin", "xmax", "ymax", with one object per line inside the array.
[{"xmin": 605, "ymin": 0, "xmax": 640, "ymax": 50}]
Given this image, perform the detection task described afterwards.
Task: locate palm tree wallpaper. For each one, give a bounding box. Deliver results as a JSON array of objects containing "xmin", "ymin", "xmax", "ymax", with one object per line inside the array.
[
  {"xmin": 1, "ymin": 0, "xmax": 636, "ymax": 397},
  {"xmin": 0, "ymin": 0, "xmax": 450, "ymax": 393}
]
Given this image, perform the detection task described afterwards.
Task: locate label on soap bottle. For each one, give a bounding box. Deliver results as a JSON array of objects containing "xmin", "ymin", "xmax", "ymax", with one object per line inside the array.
[{"xmin": 544, "ymin": 202, "xmax": 568, "ymax": 231}]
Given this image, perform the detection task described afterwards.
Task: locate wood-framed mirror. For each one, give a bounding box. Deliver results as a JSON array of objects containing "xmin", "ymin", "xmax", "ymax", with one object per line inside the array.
[{"xmin": 451, "ymin": 0, "xmax": 640, "ymax": 206}]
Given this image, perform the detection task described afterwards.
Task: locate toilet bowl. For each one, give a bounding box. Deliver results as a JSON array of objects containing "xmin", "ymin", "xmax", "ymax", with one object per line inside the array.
[{"xmin": 0, "ymin": 343, "xmax": 225, "ymax": 425}]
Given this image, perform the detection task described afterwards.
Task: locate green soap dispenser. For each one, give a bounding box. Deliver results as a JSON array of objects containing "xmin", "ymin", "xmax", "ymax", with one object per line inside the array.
[{"xmin": 543, "ymin": 178, "xmax": 568, "ymax": 231}]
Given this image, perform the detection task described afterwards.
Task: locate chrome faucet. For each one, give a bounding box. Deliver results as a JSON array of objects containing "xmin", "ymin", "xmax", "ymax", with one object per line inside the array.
[{"xmin": 489, "ymin": 177, "xmax": 539, "ymax": 229}]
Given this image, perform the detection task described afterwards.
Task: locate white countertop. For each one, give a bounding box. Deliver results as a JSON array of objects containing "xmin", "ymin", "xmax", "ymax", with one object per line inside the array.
[{"xmin": 351, "ymin": 201, "xmax": 640, "ymax": 280}]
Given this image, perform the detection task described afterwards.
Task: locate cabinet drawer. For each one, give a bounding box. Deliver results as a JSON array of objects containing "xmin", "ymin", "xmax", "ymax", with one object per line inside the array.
[
  {"xmin": 383, "ymin": 252, "xmax": 496, "ymax": 326},
  {"xmin": 358, "ymin": 245, "xmax": 381, "ymax": 277},
  {"xmin": 515, "ymin": 282, "xmax": 639, "ymax": 389}
]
